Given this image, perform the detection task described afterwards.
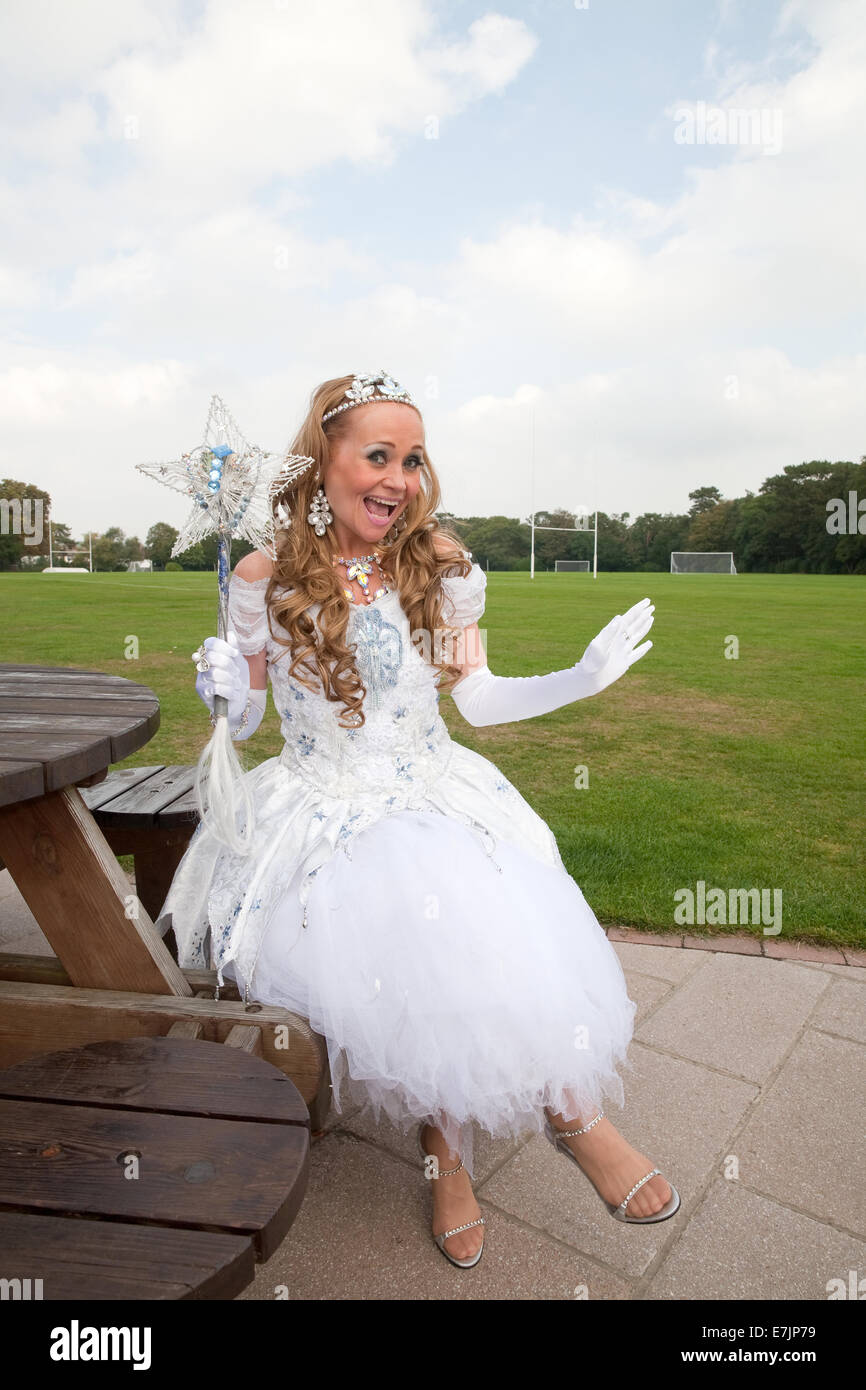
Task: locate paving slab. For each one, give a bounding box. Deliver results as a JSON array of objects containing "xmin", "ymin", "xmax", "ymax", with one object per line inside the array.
[
  {"xmin": 611, "ymin": 939, "xmax": 708, "ymax": 983},
  {"xmin": 477, "ymin": 1043, "xmax": 755, "ymax": 1280},
  {"xmin": 645, "ymin": 1177, "xmax": 866, "ymax": 1301},
  {"xmin": 2, "ymin": 863, "xmax": 862, "ymax": 1301},
  {"xmin": 622, "ymin": 969, "xmax": 674, "ymax": 1025},
  {"xmin": 635, "ymin": 952, "xmax": 830, "ymax": 1083},
  {"xmin": 238, "ymin": 1127, "xmax": 633, "ymax": 1300},
  {"xmin": 734, "ymin": 1029, "xmax": 866, "ymax": 1238},
  {"xmin": 810, "ymin": 977, "xmax": 866, "ymax": 1044}
]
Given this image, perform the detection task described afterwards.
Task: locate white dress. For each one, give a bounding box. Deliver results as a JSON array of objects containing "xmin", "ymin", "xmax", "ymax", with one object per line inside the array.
[{"xmin": 158, "ymin": 558, "xmax": 637, "ymax": 1178}]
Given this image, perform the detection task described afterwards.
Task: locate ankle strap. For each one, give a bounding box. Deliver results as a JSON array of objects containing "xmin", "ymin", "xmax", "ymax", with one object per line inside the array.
[
  {"xmin": 432, "ymin": 1157, "xmax": 463, "ymax": 1177},
  {"xmin": 549, "ymin": 1108, "xmax": 604, "ymax": 1138}
]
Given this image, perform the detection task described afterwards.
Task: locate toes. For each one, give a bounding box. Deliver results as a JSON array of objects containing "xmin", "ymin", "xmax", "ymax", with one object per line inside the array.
[{"xmin": 630, "ymin": 1176, "xmax": 671, "ymax": 1217}]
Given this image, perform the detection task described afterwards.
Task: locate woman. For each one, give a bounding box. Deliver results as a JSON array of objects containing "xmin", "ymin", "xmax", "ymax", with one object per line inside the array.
[{"xmin": 160, "ymin": 369, "xmax": 680, "ymax": 1271}]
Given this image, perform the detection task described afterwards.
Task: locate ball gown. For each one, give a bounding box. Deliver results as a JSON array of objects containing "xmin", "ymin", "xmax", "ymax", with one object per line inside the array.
[{"xmin": 157, "ymin": 557, "xmax": 637, "ymax": 1178}]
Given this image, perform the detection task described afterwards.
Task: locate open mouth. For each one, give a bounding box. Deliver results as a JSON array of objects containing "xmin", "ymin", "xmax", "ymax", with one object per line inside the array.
[{"xmin": 362, "ymin": 495, "xmax": 400, "ymax": 524}]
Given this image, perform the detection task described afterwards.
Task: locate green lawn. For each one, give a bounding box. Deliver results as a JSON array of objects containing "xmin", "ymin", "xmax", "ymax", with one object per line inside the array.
[{"xmin": 2, "ymin": 570, "xmax": 863, "ymax": 947}]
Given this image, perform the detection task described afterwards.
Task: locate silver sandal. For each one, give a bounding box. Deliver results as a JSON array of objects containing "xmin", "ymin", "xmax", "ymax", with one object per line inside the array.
[
  {"xmin": 418, "ymin": 1124, "xmax": 485, "ymax": 1267},
  {"xmin": 543, "ymin": 1108, "xmax": 681, "ymax": 1224}
]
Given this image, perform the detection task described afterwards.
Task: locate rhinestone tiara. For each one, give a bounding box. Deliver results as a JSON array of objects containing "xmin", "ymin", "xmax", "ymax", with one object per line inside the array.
[{"xmin": 321, "ymin": 370, "xmax": 418, "ymax": 424}]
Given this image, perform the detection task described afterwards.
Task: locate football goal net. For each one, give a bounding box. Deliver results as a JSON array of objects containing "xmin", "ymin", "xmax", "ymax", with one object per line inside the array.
[
  {"xmin": 554, "ymin": 560, "xmax": 591, "ymax": 572},
  {"xmin": 670, "ymin": 552, "xmax": 736, "ymax": 574}
]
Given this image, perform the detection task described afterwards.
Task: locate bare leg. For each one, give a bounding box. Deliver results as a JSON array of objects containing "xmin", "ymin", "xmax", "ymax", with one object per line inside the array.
[
  {"xmin": 420, "ymin": 1118, "xmax": 484, "ymax": 1261},
  {"xmin": 545, "ymin": 1101, "xmax": 672, "ymax": 1218}
]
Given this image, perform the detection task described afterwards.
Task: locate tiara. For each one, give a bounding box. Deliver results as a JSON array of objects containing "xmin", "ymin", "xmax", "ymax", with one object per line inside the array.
[{"xmin": 321, "ymin": 370, "xmax": 417, "ymax": 424}]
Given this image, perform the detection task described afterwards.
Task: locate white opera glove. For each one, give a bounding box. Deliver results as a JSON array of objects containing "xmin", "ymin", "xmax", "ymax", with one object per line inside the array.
[
  {"xmin": 194, "ymin": 632, "xmax": 267, "ymax": 739},
  {"xmin": 451, "ymin": 597, "xmax": 655, "ymax": 728}
]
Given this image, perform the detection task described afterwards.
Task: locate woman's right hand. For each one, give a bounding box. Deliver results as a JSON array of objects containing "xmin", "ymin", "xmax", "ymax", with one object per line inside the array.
[{"xmin": 194, "ymin": 632, "xmax": 250, "ymax": 723}]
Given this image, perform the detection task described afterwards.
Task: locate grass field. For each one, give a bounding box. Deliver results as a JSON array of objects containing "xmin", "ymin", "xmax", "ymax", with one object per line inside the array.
[{"xmin": 2, "ymin": 570, "xmax": 863, "ymax": 947}]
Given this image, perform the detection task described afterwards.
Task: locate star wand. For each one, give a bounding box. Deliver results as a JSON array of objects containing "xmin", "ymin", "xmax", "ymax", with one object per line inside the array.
[{"xmin": 137, "ymin": 395, "xmax": 315, "ymax": 855}]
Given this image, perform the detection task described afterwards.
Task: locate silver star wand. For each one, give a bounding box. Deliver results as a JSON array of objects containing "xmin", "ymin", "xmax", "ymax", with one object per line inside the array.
[{"xmin": 137, "ymin": 395, "xmax": 315, "ymax": 854}]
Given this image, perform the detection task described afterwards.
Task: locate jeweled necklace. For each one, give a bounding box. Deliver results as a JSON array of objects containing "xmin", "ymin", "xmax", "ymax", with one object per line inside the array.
[{"xmin": 331, "ymin": 550, "xmax": 391, "ymax": 604}]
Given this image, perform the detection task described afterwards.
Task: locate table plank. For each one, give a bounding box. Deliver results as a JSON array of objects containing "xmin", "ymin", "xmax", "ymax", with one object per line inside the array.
[
  {"xmin": 0, "ymin": 664, "xmax": 108, "ymax": 677},
  {"xmin": 0, "ymin": 697, "xmax": 159, "ymax": 718},
  {"xmin": 0, "ymin": 760, "xmax": 44, "ymax": 807},
  {"xmin": 0, "ymin": 1098, "xmax": 309, "ymax": 1261},
  {"xmin": 0, "ymin": 1210, "xmax": 254, "ymax": 1300},
  {"xmin": 0, "ymin": 713, "xmax": 159, "ymax": 765},
  {"xmin": 0, "ymin": 732, "xmax": 113, "ymax": 791},
  {"xmin": 0, "ymin": 1037, "xmax": 310, "ymax": 1125}
]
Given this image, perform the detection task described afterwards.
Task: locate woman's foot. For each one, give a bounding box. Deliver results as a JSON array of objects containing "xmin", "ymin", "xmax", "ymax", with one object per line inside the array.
[
  {"xmin": 420, "ymin": 1123, "xmax": 484, "ymax": 1262},
  {"xmin": 544, "ymin": 1108, "xmax": 673, "ymax": 1218}
]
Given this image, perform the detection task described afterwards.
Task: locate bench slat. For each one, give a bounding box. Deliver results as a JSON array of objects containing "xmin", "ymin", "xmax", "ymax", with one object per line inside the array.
[{"xmin": 0, "ymin": 1210, "xmax": 255, "ymax": 1301}]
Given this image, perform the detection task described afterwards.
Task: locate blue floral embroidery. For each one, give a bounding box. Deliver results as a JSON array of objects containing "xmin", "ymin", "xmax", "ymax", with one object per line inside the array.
[
  {"xmin": 352, "ymin": 607, "xmax": 402, "ymax": 711},
  {"xmin": 297, "ymin": 732, "xmax": 316, "ymax": 756},
  {"xmin": 395, "ymin": 757, "xmax": 414, "ymax": 780},
  {"xmin": 495, "ymin": 778, "xmax": 510, "ymax": 793},
  {"xmin": 313, "ymin": 810, "xmax": 327, "ymax": 822},
  {"xmin": 337, "ymin": 812, "xmax": 364, "ymax": 844},
  {"xmin": 281, "ymin": 707, "xmax": 293, "ymax": 722},
  {"xmin": 393, "ymin": 705, "xmax": 407, "ymax": 720}
]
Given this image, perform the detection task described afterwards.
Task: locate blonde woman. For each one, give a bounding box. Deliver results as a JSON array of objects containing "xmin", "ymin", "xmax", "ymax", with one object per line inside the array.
[{"xmin": 160, "ymin": 370, "xmax": 680, "ymax": 1271}]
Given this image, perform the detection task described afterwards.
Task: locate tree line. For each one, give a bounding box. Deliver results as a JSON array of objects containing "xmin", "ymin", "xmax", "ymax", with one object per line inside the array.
[{"xmin": 2, "ymin": 455, "xmax": 864, "ymax": 574}]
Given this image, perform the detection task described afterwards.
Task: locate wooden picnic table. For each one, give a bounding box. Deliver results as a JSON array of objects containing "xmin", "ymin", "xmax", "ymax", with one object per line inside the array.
[
  {"xmin": 0, "ymin": 662, "xmax": 192, "ymax": 997},
  {"xmin": 0, "ymin": 1036, "xmax": 310, "ymax": 1299},
  {"xmin": 0, "ymin": 660, "xmax": 331, "ymax": 1131}
]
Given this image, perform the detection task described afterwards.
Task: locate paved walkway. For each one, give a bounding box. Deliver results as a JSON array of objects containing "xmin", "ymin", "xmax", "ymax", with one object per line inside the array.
[{"xmin": 2, "ymin": 868, "xmax": 863, "ymax": 1301}]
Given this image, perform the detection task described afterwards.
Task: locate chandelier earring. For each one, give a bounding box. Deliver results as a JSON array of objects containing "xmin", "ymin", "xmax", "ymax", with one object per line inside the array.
[
  {"xmin": 384, "ymin": 508, "xmax": 409, "ymax": 544},
  {"xmin": 307, "ymin": 479, "xmax": 333, "ymax": 536}
]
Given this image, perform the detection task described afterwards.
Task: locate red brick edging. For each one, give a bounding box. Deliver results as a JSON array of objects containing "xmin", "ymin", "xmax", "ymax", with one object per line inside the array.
[{"xmin": 603, "ymin": 926, "xmax": 865, "ymax": 968}]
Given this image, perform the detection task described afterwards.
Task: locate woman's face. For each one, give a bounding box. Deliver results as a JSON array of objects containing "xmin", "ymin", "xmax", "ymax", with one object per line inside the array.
[{"xmin": 322, "ymin": 402, "xmax": 426, "ymax": 555}]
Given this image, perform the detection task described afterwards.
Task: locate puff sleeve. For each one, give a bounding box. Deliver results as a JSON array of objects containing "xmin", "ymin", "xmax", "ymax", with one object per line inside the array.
[
  {"xmin": 439, "ymin": 557, "xmax": 487, "ymax": 628},
  {"xmin": 227, "ymin": 573, "xmax": 270, "ymax": 655}
]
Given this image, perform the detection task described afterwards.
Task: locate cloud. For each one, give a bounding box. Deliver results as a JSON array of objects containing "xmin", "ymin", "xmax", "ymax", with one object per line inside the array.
[{"xmin": 0, "ymin": 0, "xmax": 863, "ymax": 539}]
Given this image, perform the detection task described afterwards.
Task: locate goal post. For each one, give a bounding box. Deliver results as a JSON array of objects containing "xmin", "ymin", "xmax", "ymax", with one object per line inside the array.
[
  {"xmin": 671, "ymin": 552, "xmax": 737, "ymax": 574},
  {"xmin": 554, "ymin": 560, "xmax": 591, "ymax": 572}
]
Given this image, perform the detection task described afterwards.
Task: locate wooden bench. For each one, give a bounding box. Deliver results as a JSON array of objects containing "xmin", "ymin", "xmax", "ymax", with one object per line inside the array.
[
  {"xmin": 0, "ymin": 764, "xmax": 333, "ymax": 1129},
  {"xmin": 0, "ymin": 1037, "xmax": 311, "ymax": 1299},
  {"xmin": 79, "ymin": 763, "xmax": 203, "ymax": 925}
]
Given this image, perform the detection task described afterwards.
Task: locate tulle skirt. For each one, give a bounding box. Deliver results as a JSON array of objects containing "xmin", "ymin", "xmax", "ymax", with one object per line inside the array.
[{"xmin": 222, "ymin": 807, "xmax": 637, "ymax": 1179}]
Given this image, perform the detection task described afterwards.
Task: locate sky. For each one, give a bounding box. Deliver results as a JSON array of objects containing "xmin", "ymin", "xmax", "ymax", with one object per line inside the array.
[{"xmin": 1, "ymin": 0, "xmax": 864, "ymax": 543}]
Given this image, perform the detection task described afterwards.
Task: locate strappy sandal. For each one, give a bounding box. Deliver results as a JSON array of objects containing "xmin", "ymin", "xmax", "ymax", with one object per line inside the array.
[
  {"xmin": 543, "ymin": 1108, "xmax": 681, "ymax": 1224},
  {"xmin": 418, "ymin": 1124, "xmax": 485, "ymax": 1268}
]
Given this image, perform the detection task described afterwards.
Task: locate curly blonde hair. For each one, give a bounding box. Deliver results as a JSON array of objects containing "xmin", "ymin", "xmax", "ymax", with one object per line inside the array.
[{"xmin": 259, "ymin": 374, "xmax": 473, "ymax": 729}]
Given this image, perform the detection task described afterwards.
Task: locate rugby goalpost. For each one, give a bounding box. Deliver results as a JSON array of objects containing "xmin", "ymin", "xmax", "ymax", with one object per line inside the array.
[
  {"xmin": 525, "ymin": 408, "xmax": 598, "ymax": 577},
  {"xmin": 670, "ymin": 552, "xmax": 737, "ymax": 574},
  {"xmin": 42, "ymin": 521, "xmax": 93, "ymax": 573}
]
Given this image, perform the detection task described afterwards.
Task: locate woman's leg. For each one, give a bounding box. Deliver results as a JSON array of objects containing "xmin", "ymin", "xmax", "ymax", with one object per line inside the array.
[
  {"xmin": 545, "ymin": 1100, "xmax": 673, "ymax": 1218},
  {"xmin": 420, "ymin": 1117, "xmax": 484, "ymax": 1261}
]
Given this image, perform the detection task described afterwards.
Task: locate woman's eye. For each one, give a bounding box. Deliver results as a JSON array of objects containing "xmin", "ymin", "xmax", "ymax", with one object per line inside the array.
[{"xmin": 368, "ymin": 449, "xmax": 424, "ymax": 468}]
